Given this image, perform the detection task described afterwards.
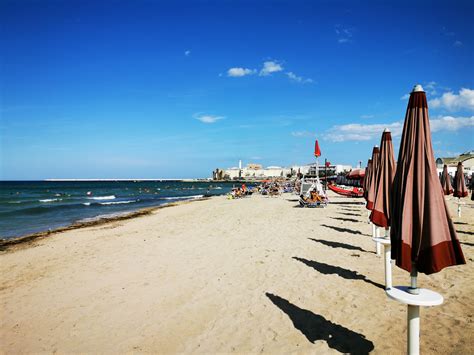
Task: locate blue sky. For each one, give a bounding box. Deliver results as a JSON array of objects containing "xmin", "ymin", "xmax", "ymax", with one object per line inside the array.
[{"xmin": 1, "ymin": 0, "xmax": 473, "ymax": 179}]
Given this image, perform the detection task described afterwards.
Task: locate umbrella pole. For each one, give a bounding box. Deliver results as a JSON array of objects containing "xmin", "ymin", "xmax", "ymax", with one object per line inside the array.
[
  {"xmin": 457, "ymin": 197, "xmax": 461, "ymax": 217},
  {"xmin": 408, "ymin": 263, "xmax": 419, "ymax": 295},
  {"xmin": 407, "ymin": 304, "xmax": 420, "ymax": 355},
  {"xmin": 407, "ymin": 263, "xmax": 420, "ymax": 354},
  {"xmin": 384, "ymin": 228, "xmax": 392, "ymax": 289},
  {"xmin": 374, "ymin": 226, "xmax": 381, "ymax": 255}
]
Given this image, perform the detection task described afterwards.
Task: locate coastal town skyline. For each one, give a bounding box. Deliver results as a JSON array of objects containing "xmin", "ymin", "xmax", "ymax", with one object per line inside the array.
[{"xmin": 1, "ymin": 0, "xmax": 473, "ymax": 180}]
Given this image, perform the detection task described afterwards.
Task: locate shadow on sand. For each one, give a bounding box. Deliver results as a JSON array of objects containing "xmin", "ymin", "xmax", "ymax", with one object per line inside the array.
[
  {"xmin": 457, "ymin": 230, "xmax": 474, "ymax": 236},
  {"xmin": 454, "ymin": 221, "xmax": 469, "ymax": 225},
  {"xmin": 309, "ymin": 238, "xmax": 373, "ymax": 254},
  {"xmin": 265, "ymin": 293, "xmax": 375, "ymax": 353},
  {"xmin": 338, "ymin": 212, "xmax": 361, "ymax": 217},
  {"xmin": 293, "ymin": 257, "xmax": 384, "ymax": 290},
  {"xmin": 331, "ymin": 216, "xmax": 360, "ymax": 223},
  {"xmin": 321, "ymin": 224, "xmax": 366, "ymax": 236},
  {"xmin": 329, "ymin": 201, "xmax": 365, "ymax": 205},
  {"xmin": 460, "ymin": 242, "xmax": 474, "ymax": 247}
]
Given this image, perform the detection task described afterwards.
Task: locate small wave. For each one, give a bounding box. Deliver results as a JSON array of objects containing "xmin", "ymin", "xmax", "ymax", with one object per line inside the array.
[
  {"xmin": 214, "ymin": 187, "xmax": 223, "ymax": 190},
  {"xmin": 82, "ymin": 202, "xmax": 91, "ymax": 206},
  {"xmin": 77, "ymin": 212, "xmax": 132, "ymax": 223},
  {"xmin": 162, "ymin": 195, "xmax": 204, "ymax": 201},
  {"xmin": 8, "ymin": 201, "xmax": 23, "ymax": 204},
  {"xmin": 99, "ymin": 200, "xmax": 137, "ymax": 205},
  {"xmin": 40, "ymin": 198, "xmax": 62, "ymax": 203},
  {"xmin": 88, "ymin": 195, "xmax": 116, "ymax": 200}
]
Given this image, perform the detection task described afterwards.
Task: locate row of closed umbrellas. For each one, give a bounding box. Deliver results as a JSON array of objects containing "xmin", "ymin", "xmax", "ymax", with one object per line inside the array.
[
  {"xmin": 360, "ymin": 84, "xmax": 466, "ymax": 354},
  {"xmin": 363, "ymin": 84, "xmax": 466, "ymax": 275}
]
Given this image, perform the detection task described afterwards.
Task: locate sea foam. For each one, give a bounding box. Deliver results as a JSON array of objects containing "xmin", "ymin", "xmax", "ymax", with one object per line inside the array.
[{"xmin": 88, "ymin": 195, "xmax": 116, "ymax": 200}]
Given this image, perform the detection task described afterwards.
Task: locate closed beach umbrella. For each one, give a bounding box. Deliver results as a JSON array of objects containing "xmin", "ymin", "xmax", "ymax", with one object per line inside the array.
[
  {"xmin": 453, "ymin": 162, "xmax": 468, "ymax": 198},
  {"xmin": 370, "ymin": 129, "xmax": 396, "ymax": 228},
  {"xmin": 388, "ymin": 84, "xmax": 466, "ymax": 354},
  {"xmin": 366, "ymin": 146, "xmax": 380, "ymax": 210},
  {"xmin": 390, "ymin": 85, "xmax": 465, "ymax": 274},
  {"xmin": 363, "ymin": 159, "xmax": 372, "ymax": 201},
  {"xmin": 314, "ymin": 139, "xmax": 321, "ymax": 157},
  {"xmin": 440, "ymin": 165, "xmax": 453, "ymax": 195}
]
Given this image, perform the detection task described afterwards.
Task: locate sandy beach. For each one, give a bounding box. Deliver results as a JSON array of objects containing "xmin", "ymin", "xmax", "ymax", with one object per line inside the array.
[{"xmin": 1, "ymin": 192, "xmax": 473, "ymax": 354}]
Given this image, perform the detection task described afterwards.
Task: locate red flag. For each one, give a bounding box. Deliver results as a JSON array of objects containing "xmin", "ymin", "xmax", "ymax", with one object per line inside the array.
[{"xmin": 314, "ymin": 140, "xmax": 321, "ymax": 157}]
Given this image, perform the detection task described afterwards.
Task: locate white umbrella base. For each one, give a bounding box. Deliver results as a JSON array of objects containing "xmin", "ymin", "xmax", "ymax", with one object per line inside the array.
[{"xmin": 386, "ymin": 286, "xmax": 443, "ymax": 355}]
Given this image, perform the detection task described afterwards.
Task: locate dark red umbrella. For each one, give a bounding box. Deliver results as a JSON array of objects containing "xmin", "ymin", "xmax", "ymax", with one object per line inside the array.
[
  {"xmin": 440, "ymin": 165, "xmax": 453, "ymax": 195},
  {"xmin": 347, "ymin": 168, "xmax": 365, "ymax": 180},
  {"xmin": 366, "ymin": 146, "xmax": 380, "ymax": 210},
  {"xmin": 314, "ymin": 140, "xmax": 321, "ymax": 157},
  {"xmin": 363, "ymin": 159, "xmax": 372, "ymax": 201},
  {"xmin": 453, "ymin": 162, "xmax": 468, "ymax": 198},
  {"xmin": 390, "ymin": 85, "xmax": 465, "ymax": 275},
  {"xmin": 370, "ymin": 130, "xmax": 396, "ymax": 228}
]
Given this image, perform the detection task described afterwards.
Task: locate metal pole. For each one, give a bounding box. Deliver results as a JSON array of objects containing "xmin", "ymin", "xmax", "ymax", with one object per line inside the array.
[
  {"xmin": 408, "ymin": 263, "xmax": 419, "ymax": 294},
  {"xmin": 457, "ymin": 197, "xmax": 461, "ymax": 217},
  {"xmin": 324, "ymin": 158, "xmax": 327, "ymax": 190}
]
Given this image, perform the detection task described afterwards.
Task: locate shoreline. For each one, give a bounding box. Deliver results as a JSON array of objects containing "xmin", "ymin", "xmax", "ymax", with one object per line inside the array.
[{"xmin": 0, "ymin": 197, "xmax": 211, "ymax": 252}]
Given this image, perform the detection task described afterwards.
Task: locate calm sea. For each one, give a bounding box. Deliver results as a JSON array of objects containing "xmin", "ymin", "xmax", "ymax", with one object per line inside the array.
[{"xmin": 0, "ymin": 180, "xmax": 235, "ymax": 239}]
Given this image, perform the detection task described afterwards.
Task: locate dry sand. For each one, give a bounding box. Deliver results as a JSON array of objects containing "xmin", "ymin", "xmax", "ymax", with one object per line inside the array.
[{"xmin": 1, "ymin": 192, "xmax": 473, "ymax": 354}]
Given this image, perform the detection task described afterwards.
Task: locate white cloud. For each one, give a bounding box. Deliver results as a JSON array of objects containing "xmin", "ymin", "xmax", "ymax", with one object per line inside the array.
[
  {"xmin": 429, "ymin": 88, "xmax": 474, "ymax": 111},
  {"xmin": 323, "ymin": 116, "xmax": 474, "ymax": 142},
  {"xmin": 193, "ymin": 114, "xmax": 225, "ymax": 124},
  {"xmin": 227, "ymin": 67, "xmax": 256, "ymax": 77},
  {"xmin": 424, "ymin": 81, "xmax": 437, "ymax": 95},
  {"xmin": 323, "ymin": 122, "xmax": 403, "ymax": 142},
  {"xmin": 335, "ymin": 24, "xmax": 353, "ymax": 43},
  {"xmin": 430, "ymin": 115, "xmax": 474, "ymax": 132},
  {"xmin": 259, "ymin": 61, "xmax": 283, "ymax": 76},
  {"xmin": 453, "ymin": 40, "xmax": 463, "ymax": 47},
  {"xmin": 400, "ymin": 94, "xmax": 410, "ymax": 100},
  {"xmin": 360, "ymin": 114, "xmax": 374, "ymax": 119},
  {"xmin": 185, "ymin": 50, "xmax": 191, "ymax": 56},
  {"xmin": 291, "ymin": 131, "xmax": 317, "ymax": 137},
  {"xmin": 286, "ymin": 72, "xmax": 313, "ymax": 83}
]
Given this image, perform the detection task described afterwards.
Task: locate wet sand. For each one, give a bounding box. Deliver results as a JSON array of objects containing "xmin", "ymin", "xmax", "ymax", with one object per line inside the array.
[{"xmin": 1, "ymin": 192, "xmax": 473, "ymax": 353}]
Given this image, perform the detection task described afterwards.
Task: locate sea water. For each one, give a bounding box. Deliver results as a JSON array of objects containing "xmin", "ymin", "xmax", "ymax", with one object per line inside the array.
[{"xmin": 0, "ymin": 180, "xmax": 235, "ymax": 239}]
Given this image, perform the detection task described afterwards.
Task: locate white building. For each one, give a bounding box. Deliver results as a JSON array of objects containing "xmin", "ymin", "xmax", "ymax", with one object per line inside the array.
[{"xmin": 220, "ymin": 162, "xmax": 352, "ymax": 180}]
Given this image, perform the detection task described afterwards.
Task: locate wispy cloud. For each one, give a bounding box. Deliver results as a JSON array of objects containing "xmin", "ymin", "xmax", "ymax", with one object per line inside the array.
[
  {"xmin": 323, "ymin": 116, "xmax": 473, "ymax": 142},
  {"xmin": 184, "ymin": 50, "xmax": 191, "ymax": 56},
  {"xmin": 360, "ymin": 114, "xmax": 374, "ymax": 119},
  {"xmin": 453, "ymin": 40, "xmax": 463, "ymax": 47},
  {"xmin": 400, "ymin": 94, "xmax": 410, "ymax": 100},
  {"xmin": 424, "ymin": 81, "xmax": 438, "ymax": 95},
  {"xmin": 259, "ymin": 61, "xmax": 283, "ymax": 76},
  {"xmin": 286, "ymin": 72, "xmax": 313, "ymax": 84},
  {"xmin": 323, "ymin": 122, "xmax": 403, "ymax": 142},
  {"xmin": 227, "ymin": 67, "xmax": 256, "ymax": 77},
  {"xmin": 335, "ymin": 24, "xmax": 354, "ymax": 43},
  {"xmin": 430, "ymin": 115, "xmax": 474, "ymax": 131},
  {"xmin": 429, "ymin": 88, "xmax": 474, "ymax": 112},
  {"xmin": 193, "ymin": 113, "xmax": 225, "ymax": 124},
  {"xmin": 291, "ymin": 131, "xmax": 317, "ymax": 138}
]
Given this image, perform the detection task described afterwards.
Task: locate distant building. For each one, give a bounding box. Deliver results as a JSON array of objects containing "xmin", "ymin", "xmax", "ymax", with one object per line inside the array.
[
  {"xmin": 212, "ymin": 161, "xmax": 353, "ymax": 180},
  {"xmin": 436, "ymin": 151, "xmax": 474, "ymax": 176}
]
